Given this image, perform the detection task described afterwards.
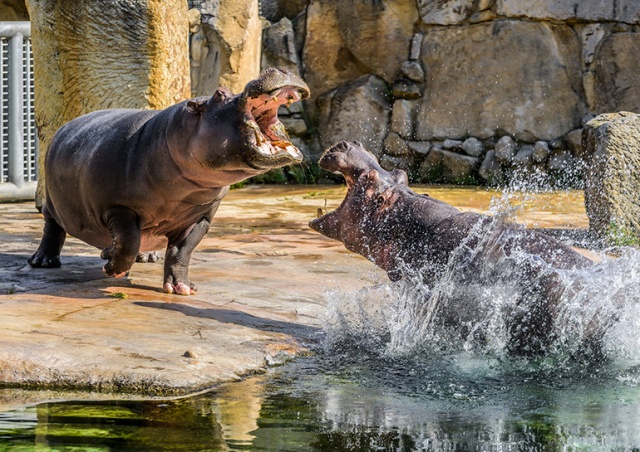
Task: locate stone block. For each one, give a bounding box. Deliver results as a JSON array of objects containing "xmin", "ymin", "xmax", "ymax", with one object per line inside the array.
[
  {"xmin": 494, "ymin": 136, "xmax": 517, "ymax": 164},
  {"xmin": 197, "ymin": 0, "xmax": 262, "ymax": 95},
  {"xmin": 384, "ymin": 132, "xmax": 411, "ymax": 156},
  {"xmin": 479, "ymin": 150, "xmax": 504, "ymax": 184},
  {"xmin": 415, "ymin": 21, "xmax": 584, "ymax": 141},
  {"xmin": 513, "ymin": 145, "xmax": 534, "ymax": 166},
  {"xmin": 461, "ymin": 137, "xmax": 485, "ymax": 157},
  {"xmin": 418, "ymin": 0, "xmax": 473, "ymax": 25},
  {"xmin": 497, "ymin": 0, "xmax": 640, "ymax": 23},
  {"xmin": 583, "ymin": 112, "xmax": 640, "ymax": 240},
  {"xmin": 261, "ymin": 18, "xmax": 301, "ymax": 76},
  {"xmin": 380, "ymin": 154, "xmax": 414, "ymax": 175},
  {"xmin": 418, "ymin": 148, "xmax": 445, "ymax": 182},
  {"xmin": 303, "ymin": 0, "xmax": 417, "ymax": 98},
  {"xmin": 533, "ymin": 141, "xmax": 551, "ymax": 163},
  {"xmin": 401, "ymin": 61, "xmax": 425, "ymax": 83},
  {"xmin": 593, "ymin": 33, "xmax": 640, "ymax": 115},
  {"xmin": 565, "ymin": 128, "xmax": 585, "ymax": 158},
  {"xmin": 407, "ymin": 141, "xmax": 431, "ymax": 155},
  {"xmin": 441, "ymin": 150, "xmax": 480, "ymax": 182},
  {"xmin": 391, "ymin": 99, "xmax": 416, "ymax": 138},
  {"xmin": 316, "ymin": 75, "xmax": 391, "ymax": 157}
]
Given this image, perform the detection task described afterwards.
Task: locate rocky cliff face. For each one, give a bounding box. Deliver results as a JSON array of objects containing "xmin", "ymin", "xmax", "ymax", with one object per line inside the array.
[{"xmin": 168, "ymin": 0, "xmax": 640, "ymax": 185}]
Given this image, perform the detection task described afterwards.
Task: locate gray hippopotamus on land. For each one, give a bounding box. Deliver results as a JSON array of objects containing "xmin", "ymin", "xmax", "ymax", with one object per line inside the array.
[
  {"xmin": 310, "ymin": 141, "xmax": 603, "ymax": 358},
  {"xmin": 29, "ymin": 68, "xmax": 309, "ymax": 295}
]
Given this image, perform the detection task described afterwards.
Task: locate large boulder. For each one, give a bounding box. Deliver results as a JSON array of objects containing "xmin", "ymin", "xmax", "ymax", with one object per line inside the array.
[
  {"xmin": 592, "ymin": 33, "xmax": 640, "ymax": 115},
  {"xmin": 497, "ymin": 0, "xmax": 640, "ymax": 23},
  {"xmin": 27, "ymin": 0, "xmax": 190, "ymax": 207},
  {"xmin": 261, "ymin": 17, "xmax": 301, "ymax": 75},
  {"xmin": 316, "ymin": 75, "xmax": 391, "ymax": 156},
  {"xmin": 194, "ymin": 0, "xmax": 262, "ymax": 96},
  {"xmin": 415, "ymin": 20, "xmax": 585, "ymax": 141},
  {"xmin": 583, "ymin": 112, "xmax": 640, "ymax": 242},
  {"xmin": 302, "ymin": 0, "xmax": 418, "ymax": 99}
]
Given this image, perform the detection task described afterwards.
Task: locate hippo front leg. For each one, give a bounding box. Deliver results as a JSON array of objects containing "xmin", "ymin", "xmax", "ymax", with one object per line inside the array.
[
  {"xmin": 163, "ymin": 217, "xmax": 211, "ymax": 295},
  {"xmin": 101, "ymin": 207, "xmax": 141, "ymax": 278}
]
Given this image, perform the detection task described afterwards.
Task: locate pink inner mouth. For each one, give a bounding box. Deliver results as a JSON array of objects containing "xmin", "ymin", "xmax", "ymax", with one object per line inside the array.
[{"xmin": 245, "ymin": 87, "xmax": 304, "ymax": 152}]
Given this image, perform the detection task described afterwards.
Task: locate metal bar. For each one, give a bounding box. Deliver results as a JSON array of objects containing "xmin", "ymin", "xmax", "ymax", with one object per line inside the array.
[
  {"xmin": 0, "ymin": 180, "xmax": 36, "ymax": 200},
  {"xmin": 7, "ymin": 32, "xmax": 23, "ymax": 188},
  {"xmin": 0, "ymin": 23, "xmax": 30, "ymax": 38}
]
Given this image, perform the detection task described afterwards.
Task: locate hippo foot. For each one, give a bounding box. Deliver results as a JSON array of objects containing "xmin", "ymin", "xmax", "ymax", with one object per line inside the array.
[
  {"xmin": 163, "ymin": 281, "xmax": 197, "ymax": 296},
  {"xmin": 28, "ymin": 252, "xmax": 61, "ymax": 268},
  {"xmin": 136, "ymin": 252, "xmax": 160, "ymax": 263},
  {"xmin": 102, "ymin": 264, "xmax": 130, "ymax": 279}
]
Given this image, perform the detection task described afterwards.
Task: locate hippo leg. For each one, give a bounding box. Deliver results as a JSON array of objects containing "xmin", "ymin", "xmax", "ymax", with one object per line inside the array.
[
  {"xmin": 28, "ymin": 206, "xmax": 67, "ymax": 268},
  {"xmin": 101, "ymin": 207, "xmax": 141, "ymax": 278},
  {"xmin": 163, "ymin": 217, "xmax": 211, "ymax": 296}
]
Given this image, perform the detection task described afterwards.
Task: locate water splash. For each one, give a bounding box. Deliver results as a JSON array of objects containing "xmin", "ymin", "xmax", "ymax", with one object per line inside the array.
[{"xmin": 321, "ymin": 190, "xmax": 640, "ymax": 378}]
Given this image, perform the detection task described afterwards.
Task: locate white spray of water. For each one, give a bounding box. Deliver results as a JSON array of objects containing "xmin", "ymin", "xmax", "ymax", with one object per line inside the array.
[{"xmin": 321, "ymin": 187, "xmax": 640, "ymax": 372}]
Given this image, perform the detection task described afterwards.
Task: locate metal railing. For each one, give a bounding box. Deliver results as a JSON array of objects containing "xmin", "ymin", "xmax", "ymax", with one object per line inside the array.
[{"xmin": 0, "ymin": 22, "xmax": 37, "ymax": 201}]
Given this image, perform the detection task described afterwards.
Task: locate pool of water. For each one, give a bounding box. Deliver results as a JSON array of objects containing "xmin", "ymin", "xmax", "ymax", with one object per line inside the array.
[{"xmin": 2, "ymin": 350, "xmax": 640, "ymax": 451}]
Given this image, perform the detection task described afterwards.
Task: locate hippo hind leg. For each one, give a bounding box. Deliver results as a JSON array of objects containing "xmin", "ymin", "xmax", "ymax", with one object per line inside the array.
[
  {"xmin": 101, "ymin": 207, "xmax": 141, "ymax": 278},
  {"xmin": 163, "ymin": 217, "xmax": 211, "ymax": 296},
  {"xmin": 28, "ymin": 206, "xmax": 66, "ymax": 268}
]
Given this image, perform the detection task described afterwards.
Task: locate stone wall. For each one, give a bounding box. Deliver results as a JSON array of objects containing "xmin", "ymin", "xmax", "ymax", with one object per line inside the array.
[{"xmin": 242, "ymin": 0, "xmax": 640, "ymax": 185}]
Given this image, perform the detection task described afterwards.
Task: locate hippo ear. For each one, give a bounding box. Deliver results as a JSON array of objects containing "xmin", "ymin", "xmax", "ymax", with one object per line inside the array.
[
  {"xmin": 212, "ymin": 87, "xmax": 232, "ymax": 103},
  {"xmin": 391, "ymin": 169, "xmax": 408, "ymax": 186},
  {"xmin": 187, "ymin": 99, "xmax": 207, "ymax": 115}
]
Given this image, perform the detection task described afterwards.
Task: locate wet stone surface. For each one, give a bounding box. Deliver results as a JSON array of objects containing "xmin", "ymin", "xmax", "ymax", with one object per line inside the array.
[{"xmin": 0, "ymin": 185, "xmax": 380, "ymax": 400}]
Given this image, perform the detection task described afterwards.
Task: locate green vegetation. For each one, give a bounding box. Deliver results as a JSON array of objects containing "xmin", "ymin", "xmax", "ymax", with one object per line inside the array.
[
  {"xmin": 607, "ymin": 221, "xmax": 640, "ymax": 247},
  {"xmin": 109, "ymin": 292, "xmax": 128, "ymax": 299}
]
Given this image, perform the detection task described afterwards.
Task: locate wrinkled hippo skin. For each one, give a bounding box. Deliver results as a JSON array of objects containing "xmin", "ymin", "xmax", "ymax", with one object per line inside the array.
[
  {"xmin": 310, "ymin": 141, "xmax": 600, "ymax": 358},
  {"xmin": 29, "ymin": 68, "xmax": 309, "ymax": 295}
]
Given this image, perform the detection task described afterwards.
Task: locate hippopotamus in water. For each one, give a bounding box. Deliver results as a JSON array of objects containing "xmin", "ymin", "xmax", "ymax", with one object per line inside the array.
[
  {"xmin": 310, "ymin": 141, "xmax": 603, "ymax": 358},
  {"xmin": 29, "ymin": 68, "xmax": 309, "ymax": 295}
]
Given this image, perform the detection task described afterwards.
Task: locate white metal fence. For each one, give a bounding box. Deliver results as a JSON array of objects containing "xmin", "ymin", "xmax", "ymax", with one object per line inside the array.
[{"xmin": 0, "ymin": 22, "xmax": 37, "ymax": 201}]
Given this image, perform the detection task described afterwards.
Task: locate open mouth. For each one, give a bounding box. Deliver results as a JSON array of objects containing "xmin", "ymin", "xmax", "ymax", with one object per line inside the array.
[{"xmin": 243, "ymin": 86, "xmax": 307, "ymax": 169}]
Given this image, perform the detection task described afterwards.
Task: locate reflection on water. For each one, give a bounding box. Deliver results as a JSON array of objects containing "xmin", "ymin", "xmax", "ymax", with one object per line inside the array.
[{"xmin": 2, "ymin": 353, "xmax": 640, "ymax": 451}]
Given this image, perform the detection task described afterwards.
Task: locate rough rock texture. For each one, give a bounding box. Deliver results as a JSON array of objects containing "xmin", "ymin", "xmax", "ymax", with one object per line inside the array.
[
  {"xmin": 0, "ymin": 0, "xmax": 29, "ymax": 20},
  {"xmin": 416, "ymin": 20, "xmax": 584, "ymax": 141},
  {"xmin": 302, "ymin": 0, "xmax": 418, "ymax": 98},
  {"xmin": 27, "ymin": 0, "xmax": 190, "ymax": 207},
  {"xmin": 497, "ymin": 0, "xmax": 640, "ymax": 23},
  {"xmin": 316, "ymin": 75, "xmax": 391, "ymax": 156},
  {"xmin": 592, "ymin": 33, "xmax": 640, "ymax": 115},
  {"xmin": 261, "ymin": 17, "xmax": 300, "ymax": 76},
  {"xmin": 583, "ymin": 112, "xmax": 640, "ymax": 240},
  {"xmin": 418, "ymin": 0, "xmax": 474, "ymax": 25},
  {"xmin": 259, "ymin": 0, "xmax": 307, "ymax": 22},
  {"xmin": 194, "ymin": 0, "xmax": 262, "ymax": 96}
]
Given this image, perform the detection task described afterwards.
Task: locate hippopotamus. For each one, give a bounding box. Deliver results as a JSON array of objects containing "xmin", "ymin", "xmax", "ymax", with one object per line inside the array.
[
  {"xmin": 29, "ymin": 68, "xmax": 310, "ymax": 295},
  {"xmin": 310, "ymin": 141, "xmax": 603, "ymax": 358}
]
